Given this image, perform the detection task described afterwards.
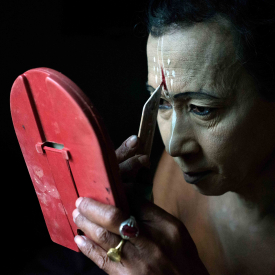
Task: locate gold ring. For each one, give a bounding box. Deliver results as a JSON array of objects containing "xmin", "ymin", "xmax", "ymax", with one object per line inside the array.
[{"xmin": 107, "ymin": 239, "xmax": 125, "ymax": 262}]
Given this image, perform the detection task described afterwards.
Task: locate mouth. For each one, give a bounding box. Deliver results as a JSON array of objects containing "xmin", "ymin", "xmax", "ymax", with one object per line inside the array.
[{"xmin": 183, "ymin": 170, "xmax": 212, "ymax": 184}]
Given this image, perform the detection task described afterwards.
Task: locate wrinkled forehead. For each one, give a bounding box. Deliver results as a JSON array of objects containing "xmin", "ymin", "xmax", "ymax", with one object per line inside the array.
[
  {"xmin": 146, "ymin": 22, "xmax": 238, "ymax": 92},
  {"xmin": 147, "ymin": 21, "xmax": 236, "ymax": 65}
]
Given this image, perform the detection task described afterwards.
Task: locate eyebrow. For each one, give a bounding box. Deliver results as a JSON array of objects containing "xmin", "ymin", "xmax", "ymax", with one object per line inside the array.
[
  {"xmin": 174, "ymin": 91, "xmax": 219, "ymax": 100},
  {"xmin": 146, "ymin": 83, "xmax": 219, "ymax": 99}
]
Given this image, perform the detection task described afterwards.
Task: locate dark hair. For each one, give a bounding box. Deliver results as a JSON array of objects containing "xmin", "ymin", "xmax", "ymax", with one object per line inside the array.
[{"xmin": 145, "ymin": 0, "xmax": 275, "ymax": 100}]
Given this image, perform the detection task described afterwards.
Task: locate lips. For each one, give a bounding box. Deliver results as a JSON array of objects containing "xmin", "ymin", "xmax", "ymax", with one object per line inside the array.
[{"xmin": 183, "ymin": 170, "xmax": 211, "ymax": 184}]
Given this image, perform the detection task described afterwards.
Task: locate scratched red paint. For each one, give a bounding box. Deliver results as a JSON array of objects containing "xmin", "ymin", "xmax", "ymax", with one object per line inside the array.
[{"xmin": 161, "ymin": 67, "xmax": 167, "ymax": 90}]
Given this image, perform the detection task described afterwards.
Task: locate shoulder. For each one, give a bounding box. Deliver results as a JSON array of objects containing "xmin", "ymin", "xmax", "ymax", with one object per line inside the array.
[{"xmin": 152, "ymin": 151, "xmax": 229, "ymax": 274}]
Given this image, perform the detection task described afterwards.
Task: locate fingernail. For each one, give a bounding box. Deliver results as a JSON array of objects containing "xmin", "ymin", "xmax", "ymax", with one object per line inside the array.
[
  {"xmin": 76, "ymin": 197, "xmax": 83, "ymax": 208},
  {"xmin": 126, "ymin": 135, "xmax": 138, "ymax": 148},
  {"xmin": 74, "ymin": 235, "xmax": 85, "ymax": 246},
  {"xmin": 138, "ymin": 155, "xmax": 150, "ymax": 167},
  {"xmin": 72, "ymin": 208, "xmax": 80, "ymax": 222}
]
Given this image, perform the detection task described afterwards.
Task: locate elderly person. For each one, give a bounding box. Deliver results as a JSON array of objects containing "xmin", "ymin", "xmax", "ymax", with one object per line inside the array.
[{"xmin": 72, "ymin": 0, "xmax": 275, "ymax": 274}]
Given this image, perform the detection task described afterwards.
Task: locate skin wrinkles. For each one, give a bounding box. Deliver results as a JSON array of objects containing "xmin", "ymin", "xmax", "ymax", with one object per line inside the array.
[
  {"xmin": 147, "ymin": 86, "xmax": 226, "ymax": 110},
  {"xmin": 147, "ymin": 18, "xmax": 275, "ymax": 211},
  {"xmin": 148, "ymin": 17, "xmax": 275, "ymax": 275}
]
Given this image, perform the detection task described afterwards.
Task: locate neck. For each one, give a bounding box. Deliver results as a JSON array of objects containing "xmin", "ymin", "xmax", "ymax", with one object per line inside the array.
[
  {"xmin": 236, "ymin": 182, "xmax": 275, "ymax": 220},
  {"xmin": 234, "ymin": 155, "xmax": 275, "ymax": 220}
]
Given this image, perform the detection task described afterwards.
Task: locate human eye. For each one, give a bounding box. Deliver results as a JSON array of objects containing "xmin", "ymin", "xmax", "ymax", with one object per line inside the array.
[
  {"xmin": 159, "ymin": 98, "xmax": 172, "ymax": 109},
  {"xmin": 189, "ymin": 104, "xmax": 215, "ymax": 117}
]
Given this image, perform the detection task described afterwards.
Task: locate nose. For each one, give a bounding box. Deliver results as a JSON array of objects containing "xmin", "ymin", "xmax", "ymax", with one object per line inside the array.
[{"xmin": 167, "ymin": 111, "xmax": 200, "ymax": 157}]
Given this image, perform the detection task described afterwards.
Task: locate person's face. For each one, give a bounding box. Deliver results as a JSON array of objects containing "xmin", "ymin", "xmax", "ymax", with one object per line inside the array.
[{"xmin": 147, "ymin": 21, "xmax": 275, "ymax": 195}]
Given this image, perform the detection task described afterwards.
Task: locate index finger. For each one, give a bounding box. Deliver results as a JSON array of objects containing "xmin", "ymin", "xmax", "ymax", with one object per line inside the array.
[
  {"xmin": 115, "ymin": 135, "xmax": 139, "ymax": 163},
  {"xmin": 76, "ymin": 197, "xmax": 128, "ymax": 236}
]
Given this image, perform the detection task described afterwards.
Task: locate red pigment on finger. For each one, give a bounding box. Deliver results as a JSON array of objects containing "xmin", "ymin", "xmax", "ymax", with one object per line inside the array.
[{"xmin": 161, "ymin": 67, "xmax": 167, "ymax": 90}]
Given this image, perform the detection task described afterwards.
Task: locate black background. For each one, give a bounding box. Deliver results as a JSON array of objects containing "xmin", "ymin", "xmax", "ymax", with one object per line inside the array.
[{"xmin": 1, "ymin": 1, "xmax": 164, "ymax": 273}]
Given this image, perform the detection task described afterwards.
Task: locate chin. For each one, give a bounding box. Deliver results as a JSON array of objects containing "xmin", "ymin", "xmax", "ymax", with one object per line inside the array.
[
  {"xmin": 189, "ymin": 175, "xmax": 230, "ymax": 196},
  {"xmin": 192, "ymin": 185, "xmax": 228, "ymax": 196}
]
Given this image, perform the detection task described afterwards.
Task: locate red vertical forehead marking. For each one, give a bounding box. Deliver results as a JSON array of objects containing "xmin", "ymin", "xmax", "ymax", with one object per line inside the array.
[{"xmin": 161, "ymin": 67, "xmax": 167, "ymax": 90}]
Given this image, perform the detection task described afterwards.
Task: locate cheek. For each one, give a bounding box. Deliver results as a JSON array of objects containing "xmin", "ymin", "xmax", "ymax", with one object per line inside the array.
[{"xmin": 198, "ymin": 120, "xmax": 246, "ymax": 179}]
